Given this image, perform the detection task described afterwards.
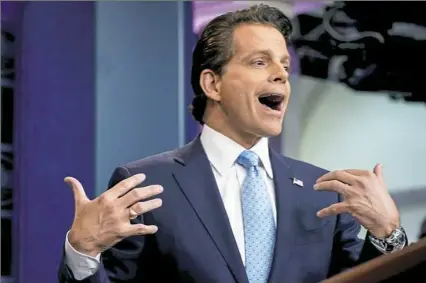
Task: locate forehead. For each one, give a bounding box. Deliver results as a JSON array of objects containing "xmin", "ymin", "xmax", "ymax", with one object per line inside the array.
[{"xmin": 231, "ymin": 23, "xmax": 289, "ymax": 59}]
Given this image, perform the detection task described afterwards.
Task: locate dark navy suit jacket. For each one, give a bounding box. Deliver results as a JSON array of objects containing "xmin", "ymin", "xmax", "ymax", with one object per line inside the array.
[{"xmin": 58, "ymin": 137, "xmax": 382, "ymax": 283}]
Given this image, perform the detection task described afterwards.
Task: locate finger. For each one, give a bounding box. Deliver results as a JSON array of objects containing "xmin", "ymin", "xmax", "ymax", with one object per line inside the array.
[
  {"xmin": 129, "ymin": 208, "xmax": 138, "ymax": 220},
  {"xmin": 123, "ymin": 223, "xmax": 159, "ymax": 237},
  {"xmin": 317, "ymin": 202, "xmax": 351, "ymax": 218},
  {"xmin": 119, "ymin": 185, "xmax": 163, "ymax": 207},
  {"xmin": 128, "ymin": 198, "xmax": 163, "ymax": 217},
  {"xmin": 314, "ymin": 180, "xmax": 350, "ymax": 195},
  {"xmin": 316, "ymin": 170, "xmax": 356, "ymax": 185},
  {"xmin": 64, "ymin": 177, "xmax": 89, "ymax": 208},
  {"xmin": 343, "ymin": 169, "xmax": 371, "ymax": 177},
  {"xmin": 373, "ymin": 163, "xmax": 385, "ymax": 184},
  {"xmin": 109, "ymin": 173, "xmax": 146, "ymax": 199}
]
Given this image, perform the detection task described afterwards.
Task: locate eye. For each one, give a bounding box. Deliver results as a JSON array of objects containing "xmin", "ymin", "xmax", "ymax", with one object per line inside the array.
[
  {"xmin": 283, "ymin": 65, "xmax": 290, "ymax": 72},
  {"xmin": 252, "ymin": 59, "xmax": 266, "ymax": 67}
]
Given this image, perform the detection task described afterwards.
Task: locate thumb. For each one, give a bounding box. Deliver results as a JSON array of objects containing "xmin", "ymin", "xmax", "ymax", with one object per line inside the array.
[
  {"xmin": 373, "ymin": 163, "xmax": 385, "ymax": 184},
  {"xmin": 64, "ymin": 177, "xmax": 89, "ymax": 208}
]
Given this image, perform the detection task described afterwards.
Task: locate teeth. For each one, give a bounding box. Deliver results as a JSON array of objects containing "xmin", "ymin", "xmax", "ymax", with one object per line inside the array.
[{"xmin": 259, "ymin": 93, "xmax": 282, "ymax": 98}]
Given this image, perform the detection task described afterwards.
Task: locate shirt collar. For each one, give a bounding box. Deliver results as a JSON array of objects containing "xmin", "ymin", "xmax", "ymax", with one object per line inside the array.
[{"xmin": 200, "ymin": 125, "xmax": 273, "ymax": 178}]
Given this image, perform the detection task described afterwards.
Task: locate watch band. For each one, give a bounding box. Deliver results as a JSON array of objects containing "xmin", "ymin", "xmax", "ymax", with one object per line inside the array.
[{"xmin": 368, "ymin": 226, "xmax": 407, "ymax": 254}]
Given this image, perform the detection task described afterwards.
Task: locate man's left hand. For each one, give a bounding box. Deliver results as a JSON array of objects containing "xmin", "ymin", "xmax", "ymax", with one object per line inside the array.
[{"xmin": 315, "ymin": 163, "xmax": 400, "ymax": 239}]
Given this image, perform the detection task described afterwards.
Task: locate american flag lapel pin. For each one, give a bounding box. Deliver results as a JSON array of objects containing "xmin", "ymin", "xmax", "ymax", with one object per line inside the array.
[{"xmin": 293, "ymin": 178, "xmax": 304, "ymax": 187}]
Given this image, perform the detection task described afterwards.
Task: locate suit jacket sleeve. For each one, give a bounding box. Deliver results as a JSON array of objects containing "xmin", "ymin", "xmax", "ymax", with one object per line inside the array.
[
  {"xmin": 58, "ymin": 166, "xmax": 148, "ymax": 283},
  {"xmin": 327, "ymin": 193, "xmax": 384, "ymax": 277}
]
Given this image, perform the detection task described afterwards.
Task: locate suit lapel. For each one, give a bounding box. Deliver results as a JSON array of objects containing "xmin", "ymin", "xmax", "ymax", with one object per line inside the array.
[
  {"xmin": 268, "ymin": 149, "xmax": 303, "ymax": 282},
  {"xmin": 172, "ymin": 138, "xmax": 249, "ymax": 283}
]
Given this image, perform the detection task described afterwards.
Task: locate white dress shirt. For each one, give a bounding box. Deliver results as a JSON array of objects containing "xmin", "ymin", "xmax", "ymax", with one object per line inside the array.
[
  {"xmin": 64, "ymin": 125, "xmax": 276, "ymax": 280},
  {"xmin": 199, "ymin": 125, "xmax": 277, "ymax": 263}
]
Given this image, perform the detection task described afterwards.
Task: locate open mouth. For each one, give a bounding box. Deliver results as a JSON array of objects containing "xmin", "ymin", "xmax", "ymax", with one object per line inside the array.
[{"xmin": 258, "ymin": 93, "xmax": 284, "ymax": 111}]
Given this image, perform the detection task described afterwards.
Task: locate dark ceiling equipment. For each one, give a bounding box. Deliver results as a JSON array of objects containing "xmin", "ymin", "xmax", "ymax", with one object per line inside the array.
[{"xmin": 291, "ymin": 1, "xmax": 426, "ymax": 104}]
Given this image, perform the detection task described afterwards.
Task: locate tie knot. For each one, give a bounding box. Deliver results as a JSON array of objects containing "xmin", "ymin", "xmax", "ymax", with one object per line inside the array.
[{"xmin": 236, "ymin": 150, "xmax": 260, "ymax": 169}]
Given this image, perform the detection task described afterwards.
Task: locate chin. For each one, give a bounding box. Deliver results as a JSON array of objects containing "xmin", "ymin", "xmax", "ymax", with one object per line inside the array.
[
  {"xmin": 259, "ymin": 122, "xmax": 283, "ymax": 137},
  {"xmin": 266, "ymin": 128, "xmax": 282, "ymax": 137}
]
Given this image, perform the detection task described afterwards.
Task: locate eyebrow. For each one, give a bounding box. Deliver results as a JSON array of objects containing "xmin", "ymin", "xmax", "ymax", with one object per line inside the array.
[{"xmin": 243, "ymin": 49, "xmax": 291, "ymax": 63}]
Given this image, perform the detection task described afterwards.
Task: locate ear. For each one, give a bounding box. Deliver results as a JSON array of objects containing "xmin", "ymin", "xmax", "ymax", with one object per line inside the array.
[{"xmin": 199, "ymin": 69, "xmax": 221, "ymax": 102}]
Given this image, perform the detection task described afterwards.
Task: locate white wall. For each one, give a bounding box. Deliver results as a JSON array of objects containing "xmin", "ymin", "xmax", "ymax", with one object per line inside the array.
[
  {"xmin": 286, "ymin": 75, "xmax": 426, "ymax": 243},
  {"xmin": 299, "ymin": 77, "xmax": 426, "ymax": 191}
]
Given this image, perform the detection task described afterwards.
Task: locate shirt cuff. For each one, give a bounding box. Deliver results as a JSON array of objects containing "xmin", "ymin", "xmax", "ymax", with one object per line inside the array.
[{"xmin": 64, "ymin": 231, "xmax": 101, "ymax": 280}]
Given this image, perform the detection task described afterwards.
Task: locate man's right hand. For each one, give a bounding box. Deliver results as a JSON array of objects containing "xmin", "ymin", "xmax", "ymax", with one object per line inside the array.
[{"xmin": 65, "ymin": 173, "xmax": 163, "ymax": 257}]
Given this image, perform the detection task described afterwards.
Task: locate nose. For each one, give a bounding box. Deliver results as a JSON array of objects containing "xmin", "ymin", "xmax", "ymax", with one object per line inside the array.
[{"xmin": 268, "ymin": 63, "xmax": 288, "ymax": 84}]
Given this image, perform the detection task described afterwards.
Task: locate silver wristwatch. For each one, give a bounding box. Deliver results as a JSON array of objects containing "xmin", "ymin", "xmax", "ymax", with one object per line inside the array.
[{"xmin": 368, "ymin": 226, "xmax": 407, "ymax": 254}]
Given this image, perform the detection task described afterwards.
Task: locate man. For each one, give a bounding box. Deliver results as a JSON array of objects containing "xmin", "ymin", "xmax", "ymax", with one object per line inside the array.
[{"xmin": 58, "ymin": 5, "xmax": 407, "ymax": 283}]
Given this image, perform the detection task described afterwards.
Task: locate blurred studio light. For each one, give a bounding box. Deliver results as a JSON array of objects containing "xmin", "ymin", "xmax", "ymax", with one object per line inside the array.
[{"xmin": 292, "ymin": 1, "xmax": 426, "ymax": 103}]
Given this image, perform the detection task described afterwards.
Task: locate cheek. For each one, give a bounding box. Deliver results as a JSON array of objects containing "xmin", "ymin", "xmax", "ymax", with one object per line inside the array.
[
  {"xmin": 222, "ymin": 68, "xmax": 259, "ymax": 92},
  {"xmin": 221, "ymin": 90, "xmax": 255, "ymax": 122},
  {"xmin": 219, "ymin": 71, "xmax": 260, "ymax": 114},
  {"xmin": 221, "ymin": 78, "xmax": 252, "ymax": 105},
  {"xmin": 223, "ymin": 92, "xmax": 250, "ymax": 112}
]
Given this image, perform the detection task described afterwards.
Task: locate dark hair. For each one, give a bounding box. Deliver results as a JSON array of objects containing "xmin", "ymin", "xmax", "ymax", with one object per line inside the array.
[{"xmin": 190, "ymin": 4, "xmax": 293, "ymax": 124}]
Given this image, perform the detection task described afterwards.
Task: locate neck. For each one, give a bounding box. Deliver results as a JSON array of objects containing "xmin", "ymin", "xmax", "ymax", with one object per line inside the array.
[{"xmin": 204, "ymin": 115, "xmax": 261, "ymax": 150}]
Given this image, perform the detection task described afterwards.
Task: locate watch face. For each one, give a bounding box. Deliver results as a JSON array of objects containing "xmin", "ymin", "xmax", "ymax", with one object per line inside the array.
[
  {"xmin": 385, "ymin": 244, "xmax": 395, "ymax": 252},
  {"xmin": 369, "ymin": 227, "xmax": 406, "ymax": 254},
  {"xmin": 386, "ymin": 227, "xmax": 406, "ymax": 246},
  {"xmin": 386, "ymin": 234, "xmax": 398, "ymax": 243}
]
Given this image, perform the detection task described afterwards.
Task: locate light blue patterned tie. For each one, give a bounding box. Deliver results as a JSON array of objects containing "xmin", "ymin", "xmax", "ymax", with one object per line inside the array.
[{"xmin": 237, "ymin": 150, "xmax": 276, "ymax": 283}]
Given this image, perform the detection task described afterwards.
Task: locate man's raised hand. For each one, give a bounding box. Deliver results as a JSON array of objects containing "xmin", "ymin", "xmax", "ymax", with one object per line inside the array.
[{"xmin": 65, "ymin": 173, "xmax": 163, "ymax": 257}]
